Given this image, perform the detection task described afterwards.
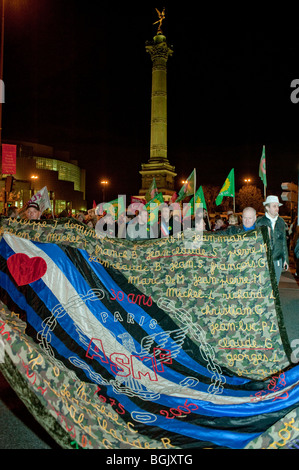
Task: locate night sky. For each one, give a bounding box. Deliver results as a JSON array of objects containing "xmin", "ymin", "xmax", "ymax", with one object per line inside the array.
[{"xmin": 2, "ymin": 1, "xmax": 299, "ymax": 207}]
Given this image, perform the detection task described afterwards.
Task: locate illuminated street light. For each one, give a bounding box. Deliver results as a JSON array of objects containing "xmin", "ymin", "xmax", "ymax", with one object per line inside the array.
[
  {"xmin": 244, "ymin": 178, "xmax": 252, "ymax": 184},
  {"xmin": 100, "ymin": 179, "xmax": 109, "ymax": 201},
  {"xmin": 30, "ymin": 175, "xmax": 38, "ymax": 195}
]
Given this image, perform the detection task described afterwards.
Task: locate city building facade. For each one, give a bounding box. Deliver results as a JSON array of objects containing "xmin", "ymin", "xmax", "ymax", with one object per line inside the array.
[{"xmin": 0, "ymin": 140, "xmax": 86, "ymax": 215}]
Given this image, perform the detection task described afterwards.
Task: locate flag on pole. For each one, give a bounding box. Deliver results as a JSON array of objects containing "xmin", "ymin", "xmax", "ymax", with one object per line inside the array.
[
  {"xmin": 145, "ymin": 177, "xmax": 159, "ymax": 202},
  {"xmin": 259, "ymin": 145, "xmax": 267, "ymax": 190},
  {"xmin": 190, "ymin": 186, "xmax": 207, "ymax": 212},
  {"xmin": 215, "ymin": 169, "xmax": 235, "ymax": 206},
  {"xmin": 176, "ymin": 169, "xmax": 195, "ymax": 202},
  {"xmin": 145, "ymin": 192, "xmax": 164, "ymax": 225},
  {"xmin": 96, "ymin": 196, "xmax": 126, "ymax": 220},
  {"xmin": 185, "ymin": 186, "xmax": 207, "ymax": 218}
]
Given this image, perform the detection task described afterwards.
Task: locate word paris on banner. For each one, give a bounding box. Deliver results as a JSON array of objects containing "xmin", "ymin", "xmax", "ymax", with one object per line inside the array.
[{"xmin": 0, "ymin": 217, "xmax": 298, "ymax": 450}]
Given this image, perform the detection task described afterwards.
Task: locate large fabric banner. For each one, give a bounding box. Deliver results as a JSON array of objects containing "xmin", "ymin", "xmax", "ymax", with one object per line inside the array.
[{"xmin": 0, "ymin": 217, "xmax": 299, "ymax": 450}]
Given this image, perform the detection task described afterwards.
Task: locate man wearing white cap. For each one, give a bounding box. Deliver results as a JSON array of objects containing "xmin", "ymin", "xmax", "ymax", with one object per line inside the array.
[{"xmin": 256, "ymin": 195, "xmax": 289, "ymax": 283}]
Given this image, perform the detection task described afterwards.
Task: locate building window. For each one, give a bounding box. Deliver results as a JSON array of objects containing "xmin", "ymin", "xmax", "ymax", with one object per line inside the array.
[{"xmin": 34, "ymin": 157, "xmax": 81, "ymax": 191}]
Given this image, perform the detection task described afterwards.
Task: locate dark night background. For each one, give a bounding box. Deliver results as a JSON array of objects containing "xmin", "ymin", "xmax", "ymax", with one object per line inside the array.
[{"xmin": 2, "ymin": 1, "xmax": 299, "ymax": 207}]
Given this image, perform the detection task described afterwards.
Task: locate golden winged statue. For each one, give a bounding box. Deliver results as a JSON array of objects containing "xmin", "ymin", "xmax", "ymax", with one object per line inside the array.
[{"xmin": 153, "ymin": 7, "xmax": 165, "ymax": 35}]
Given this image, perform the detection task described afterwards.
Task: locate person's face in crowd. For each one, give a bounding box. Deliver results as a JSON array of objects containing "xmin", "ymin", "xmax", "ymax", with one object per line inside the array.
[
  {"xmin": 161, "ymin": 207, "xmax": 169, "ymax": 220},
  {"xmin": 242, "ymin": 208, "xmax": 256, "ymax": 228},
  {"xmin": 26, "ymin": 207, "xmax": 40, "ymax": 220},
  {"xmin": 267, "ymin": 202, "xmax": 280, "ymax": 218},
  {"xmin": 215, "ymin": 219, "xmax": 224, "ymax": 229}
]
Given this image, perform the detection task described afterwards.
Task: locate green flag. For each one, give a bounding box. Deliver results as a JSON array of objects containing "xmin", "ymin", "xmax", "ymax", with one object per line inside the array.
[
  {"xmin": 145, "ymin": 177, "xmax": 158, "ymax": 202},
  {"xmin": 187, "ymin": 186, "xmax": 207, "ymax": 217},
  {"xmin": 215, "ymin": 169, "xmax": 235, "ymax": 206},
  {"xmin": 259, "ymin": 145, "xmax": 267, "ymax": 187},
  {"xmin": 176, "ymin": 170, "xmax": 195, "ymax": 202},
  {"xmin": 103, "ymin": 196, "xmax": 126, "ymax": 219},
  {"xmin": 191, "ymin": 185, "xmax": 207, "ymax": 212},
  {"xmin": 145, "ymin": 192, "xmax": 164, "ymax": 225}
]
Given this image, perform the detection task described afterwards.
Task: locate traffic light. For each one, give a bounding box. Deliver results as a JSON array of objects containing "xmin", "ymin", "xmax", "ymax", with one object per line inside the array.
[{"xmin": 281, "ymin": 182, "xmax": 298, "ymax": 202}]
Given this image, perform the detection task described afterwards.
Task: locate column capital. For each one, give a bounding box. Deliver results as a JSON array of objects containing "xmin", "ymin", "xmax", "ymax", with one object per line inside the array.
[{"xmin": 145, "ymin": 35, "xmax": 173, "ymax": 63}]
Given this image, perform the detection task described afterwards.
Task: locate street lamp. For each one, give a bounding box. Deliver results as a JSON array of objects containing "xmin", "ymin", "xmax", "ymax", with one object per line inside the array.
[
  {"xmin": 100, "ymin": 179, "xmax": 109, "ymax": 202},
  {"xmin": 31, "ymin": 175, "xmax": 38, "ymax": 195},
  {"xmin": 244, "ymin": 178, "xmax": 252, "ymax": 184}
]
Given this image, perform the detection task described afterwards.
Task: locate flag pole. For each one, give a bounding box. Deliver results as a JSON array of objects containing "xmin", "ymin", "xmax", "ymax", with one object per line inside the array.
[
  {"xmin": 264, "ymin": 145, "xmax": 266, "ymax": 198},
  {"xmin": 193, "ymin": 168, "xmax": 196, "ymax": 215},
  {"xmin": 233, "ymin": 168, "xmax": 235, "ymax": 213}
]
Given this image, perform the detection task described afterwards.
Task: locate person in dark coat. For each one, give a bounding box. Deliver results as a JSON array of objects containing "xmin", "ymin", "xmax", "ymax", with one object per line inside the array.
[{"xmin": 256, "ymin": 195, "xmax": 289, "ymax": 283}]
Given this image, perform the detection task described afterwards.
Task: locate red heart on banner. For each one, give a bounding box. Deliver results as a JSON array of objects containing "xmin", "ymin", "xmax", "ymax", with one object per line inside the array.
[{"xmin": 7, "ymin": 253, "xmax": 47, "ymax": 286}]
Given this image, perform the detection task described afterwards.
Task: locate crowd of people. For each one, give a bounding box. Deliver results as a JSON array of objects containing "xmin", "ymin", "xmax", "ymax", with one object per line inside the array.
[{"xmin": 2, "ymin": 194, "xmax": 299, "ymax": 284}]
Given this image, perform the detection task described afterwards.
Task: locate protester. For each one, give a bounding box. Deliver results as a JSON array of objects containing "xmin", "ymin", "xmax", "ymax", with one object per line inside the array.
[
  {"xmin": 7, "ymin": 206, "xmax": 18, "ymax": 218},
  {"xmin": 97, "ymin": 212, "xmax": 116, "ymax": 237},
  {"xmin": 203, "ymin": 209, "xmax": 211, "ymax": 231},
  {"xmin": 76, "ymin": 212, "xmax": 85, "ymax": 223},
  {"xmin": 242, "ymin": 207, "xmax": 256, "ymax": 231},
  {"xmin": 228, "ymin": 214, "xmax": 239, "ymax": 226},
  {"xmin": 127, "ymin": 209, "xmax": 151, "ymax": 240},
  {"xmin": 223, "ymin": 207, "xmax": 256, "ymax": 234},
  {"xmin": 256, "ymin": 195, "xmax": 289, "ymax": 282},
  {"xmin": 26, "ymin": 202, "xmax": 41, "ymax": 220},
  {"xmin": 213, "ymin": 217, "xmax": 226, "ymax": 231},
  {"xmin": 191, "ymin": 206, "xmax": 207, "ymax": 233},
  {"xmin": 159, "ymin": 204, "xmax": 181, "ymax": 237}
]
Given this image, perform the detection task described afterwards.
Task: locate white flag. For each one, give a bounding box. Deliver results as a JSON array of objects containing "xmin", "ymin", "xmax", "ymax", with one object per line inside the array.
[{"xmin": 29, "ymin": 186, "xmax": 53, "ymax": 216}]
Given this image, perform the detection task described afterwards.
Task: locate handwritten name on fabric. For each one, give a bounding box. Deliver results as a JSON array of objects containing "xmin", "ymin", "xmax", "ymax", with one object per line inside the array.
[{"xmin": 0, "ymin": 217, "xmax": 296, "ymax": 450}]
